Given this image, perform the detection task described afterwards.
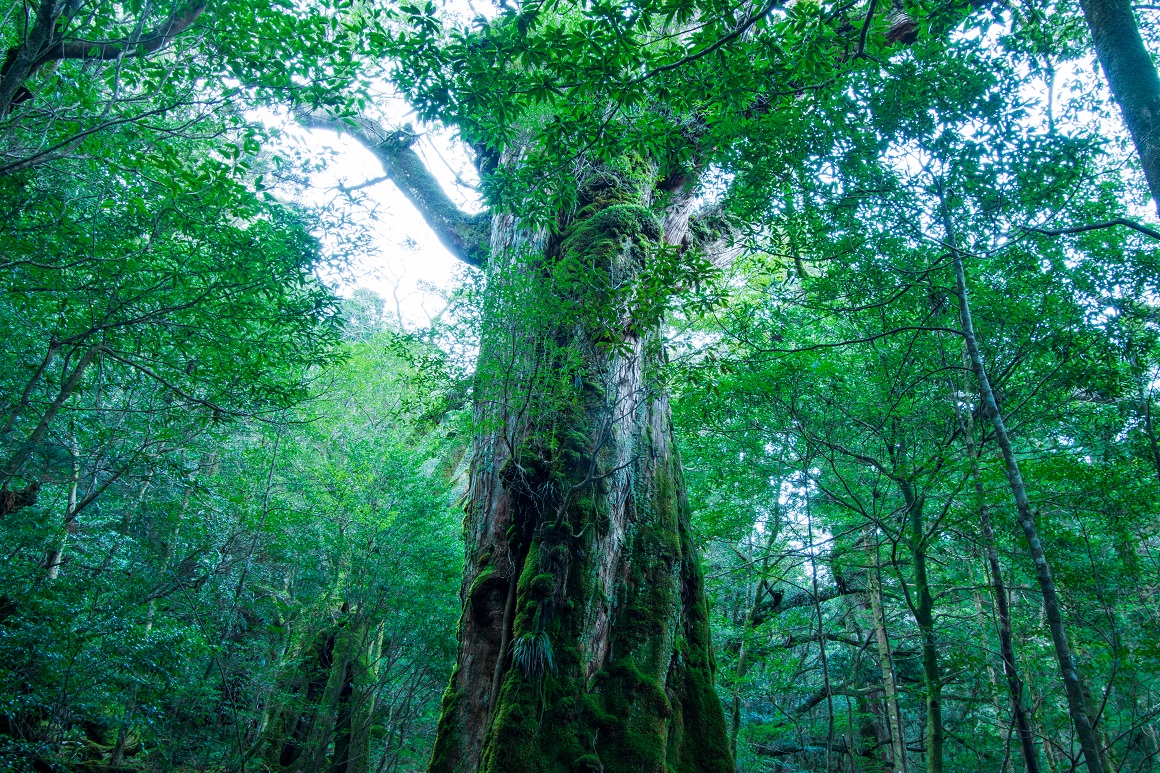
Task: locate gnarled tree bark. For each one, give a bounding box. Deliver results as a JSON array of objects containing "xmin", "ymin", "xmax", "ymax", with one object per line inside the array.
[
  {"xmin": 303, "ymin": 114, "xmax": 732, "ymax": 773},
  {"xmin": 431, "ymin": 167, "xmax": 730, "ymax": 773}
]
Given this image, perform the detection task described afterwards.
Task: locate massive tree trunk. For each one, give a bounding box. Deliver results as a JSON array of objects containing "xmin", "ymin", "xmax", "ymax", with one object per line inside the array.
[
  {"xmin": 427, "ymin": 160, "xmax": 732, "ymax": 773},
  {"xmin": 1078, "ymin": 0, "xmax": 1160, "ymax": 214},
  {"xmin": 299, "ymin": 113, "xmax": 731, "ymax": 773}
]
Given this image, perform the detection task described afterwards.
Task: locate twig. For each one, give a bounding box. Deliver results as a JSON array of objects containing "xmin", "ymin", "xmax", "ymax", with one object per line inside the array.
[{"xmin": 631, "ymin": 0, "xmax": 783, "ymax": 84}]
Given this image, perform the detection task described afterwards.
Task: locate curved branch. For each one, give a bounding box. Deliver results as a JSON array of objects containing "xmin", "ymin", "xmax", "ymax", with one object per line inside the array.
[
  {"xmin": 631, "ymin": 0, "xmax": 783, "ymax": 84},
  {"xmin": 300, "ymin": 112, "xmax": 490, "ymax": 267},
  {"xmin": 1029, "ymin": 217, "xmax": 1160, "ymax": 241},
  {"xmin": 99, "ymin": 348, "xmax": 244, "ymax": 418},
  {"xmin": 33, "ymin": 3, "xmax": 208, "ymax": 69},
  {"xmin": 759, "ymin": 326, "xmax": 966, "ymax": 355},
  {"xmin": 0, "ymin": 0, "xmax": 60, "ymax": 116},
  {"xmin": 0, "ymin": 3, "xmax": 208, "ymax": 115}
]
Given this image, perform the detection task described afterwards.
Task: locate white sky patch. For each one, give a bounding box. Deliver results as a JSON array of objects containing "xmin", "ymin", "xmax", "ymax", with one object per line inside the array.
[
  {"xmin": 307, "ymin": 125, "xmax": 479, "ymax": 328},
  {"xmin": 261, "ymin": 0, "xmax": 1155, "ymax": 330},
  {"xmin": 258, "ymin": 98, "xmax": 483, "ymax": 329},
  {"xmin": 278, "ymin": 0, "xmax": 494, "ymax": 329}
]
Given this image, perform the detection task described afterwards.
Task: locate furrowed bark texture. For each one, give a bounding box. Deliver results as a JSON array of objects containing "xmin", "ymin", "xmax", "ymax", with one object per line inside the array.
[
  {"xmin": 428, "ymin": 161, "xmax": 732, "ymax": 773},
  {"xmin": 1079, "ymin": 0, "xmax": 1160, "ymax": 214}
]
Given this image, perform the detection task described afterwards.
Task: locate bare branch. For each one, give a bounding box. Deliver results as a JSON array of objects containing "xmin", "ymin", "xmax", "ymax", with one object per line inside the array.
[
  {"xmin": 855, "ymin": 0, "xmax": 879, "ymax": 59},
  {"xmin": 631, "ymin": 0, "xmax": 783, "ymax": 84},
  {"xmin": 99, "ymin": 348, "xmax": 245, "ymax": 418},
  {"xmin": 759, "ymin": 326, "xmax": 965, "ymax": 355}
]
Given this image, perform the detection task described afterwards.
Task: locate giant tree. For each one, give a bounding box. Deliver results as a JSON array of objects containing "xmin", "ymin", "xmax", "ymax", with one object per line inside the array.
[{"xmin": 294, "ymin": 0, "xmax": 1024, "ymax": 770}]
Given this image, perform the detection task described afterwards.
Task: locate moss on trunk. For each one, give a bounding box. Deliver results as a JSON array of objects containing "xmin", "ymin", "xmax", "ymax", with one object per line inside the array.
[{"xmin": 428, "ymin": 160, "xmax": 731, "ymax": 773}]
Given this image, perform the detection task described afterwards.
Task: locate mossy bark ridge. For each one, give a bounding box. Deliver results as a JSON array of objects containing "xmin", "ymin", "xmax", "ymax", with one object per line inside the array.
[{"xmin": 428, "ymin": 158, "xmax": 732, "ymax": 773}]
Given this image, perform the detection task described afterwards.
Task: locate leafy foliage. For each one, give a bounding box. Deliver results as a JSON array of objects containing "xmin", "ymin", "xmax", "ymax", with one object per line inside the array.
[{"xmin": 3, "ymin": 0, "xmax": 1160, "ymax": 770}]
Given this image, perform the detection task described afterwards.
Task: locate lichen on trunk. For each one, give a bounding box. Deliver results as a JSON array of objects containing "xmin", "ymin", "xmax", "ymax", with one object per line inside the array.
[{"xmin": 428, "ymin": 157, "xmax": 732, "ymax": 773}]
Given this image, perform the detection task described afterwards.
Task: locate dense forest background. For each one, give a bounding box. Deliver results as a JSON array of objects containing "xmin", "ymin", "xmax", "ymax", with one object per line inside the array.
[{"xmin": 2, "ymin": 0, "xmax": 1160, "ymax": 772}]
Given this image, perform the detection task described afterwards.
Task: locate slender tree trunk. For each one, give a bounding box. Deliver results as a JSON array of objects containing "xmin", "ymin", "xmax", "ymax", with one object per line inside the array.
[
  {"xmin": 900, "ymin": 481, "xmax": 942, "ymax": 773},
  {"xmin": 328, "ymin": 612, "xmax": 384, "ymax": 773},
  {"xmin": 1041, "ymin": 722, "xmax": 1062, "ymax": 773},
  {"xmin": 1145, "ymin": 722, "xmax": 1160, "ymax": 766},
  {"xmin": 144, "ymin": 485, "xmax": 192, "ymax": 635},
  {"xmin": 1141, "ymin": 397, "xmax": 1160, "ymax": 489},
  {"xmin": 306, "ymin": 617, "xmax": 353, "ymax": 773},
  {"xmin": 970, "ymin": 582, "xmax": 1002, "ymax": 705},
  {"xmin": 976, "ymin": 502, "xmax": 1041, "ymax": 773},
  {"xmin": 274, "ymin": 630, "xmax": 338, "ymax": 768},
  {"xmin": 958, "ymin": 393, "xmax": 1042, "ymax": 773},
  {"xmin": 730, "ymin": 588, "xmax": 755, "ymax": 757},
  {"xmin": 348, "ymin": 620, "xmax": 384, "ymax": 773},
  {"xmin": 731, "ymin": 571, "xmax": 761, "ymax": 756},
  {"xmin": 945, "ymin": 212, "xmax": 1106, "ymax": 773},
  {"xmin": 330, "ymin": 647, "xmax": 356, "ymax": 773},
  {"xmin": 428, "ymin": 160, "xmax": 731, "ymax": 773},
  {"xmin": 731, "ymin": 508, "xmax": 780, "ymax": 758},
  {"xmin": 1078, "ymin": 0, "xmax": 1160, "ymax": 214},
  {"xmin": 1, "ymin": 339, "xmax": 57, "ymax": 436},
  {"xmin": 45, "ymin": 443, "xmax": 78, "ymax": 580},
  {"xmin": 864, "ymin": 526, "xmax": 907, "ymax": 773},
  {"xmin": 805, "ymin": 476, "xmax": 836, "ymax": 772},
  {"xmin": 110, "ymin": 479, "xmax": 182, "ymax": 767}
]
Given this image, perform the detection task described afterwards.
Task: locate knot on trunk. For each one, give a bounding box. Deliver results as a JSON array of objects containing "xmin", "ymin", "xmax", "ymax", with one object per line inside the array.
[{"xmin": 885, "ymin": 6, "xmax": 918, "ymax": 45}]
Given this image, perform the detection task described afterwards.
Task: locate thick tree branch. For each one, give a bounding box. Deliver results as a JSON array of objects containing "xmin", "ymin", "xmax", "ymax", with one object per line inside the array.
[
  {"xmin": 1029, "ymin": 217, "xmax": 1160, "ymax": 241},
  {"xmin": 768, "ymin": 582, "xmax": 865, "ymax": 616},
  {"xmin": 0, "ymin": 2, "xmax": 207, "ymax": 115},
  {"xmin": 0, "ymin": 0, "xmax": 60, "ymax": 116},
  {"xmin": 33, "ymin": 3, "xmax": 207, "ymax": 69},
  {"xmin": 299, "ymin": 112, "xmax": 490, "ymax": 267},
  {"xmin": 854, "ymin": 0, "xmax": 879, "ymax": 59}
]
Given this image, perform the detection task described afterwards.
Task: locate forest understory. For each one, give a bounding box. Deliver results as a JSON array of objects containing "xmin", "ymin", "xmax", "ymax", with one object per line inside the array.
[{"xmin": 2, "ymin": 0, "xmax": 1160, "ymax": 772}]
